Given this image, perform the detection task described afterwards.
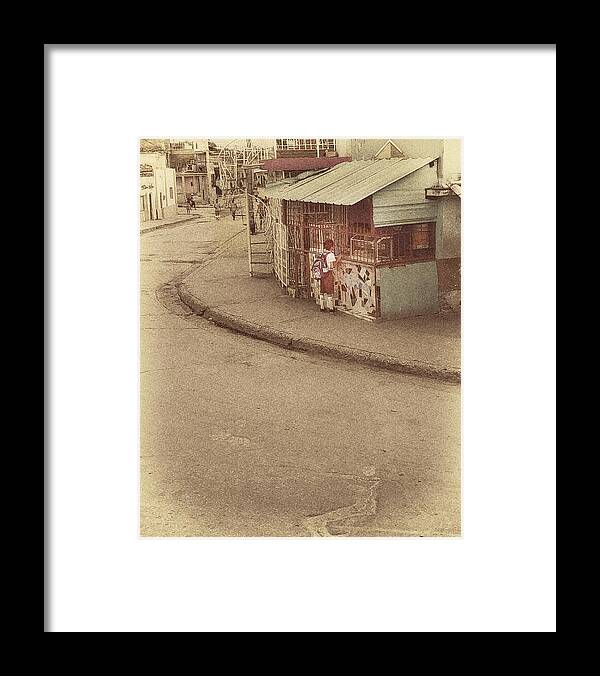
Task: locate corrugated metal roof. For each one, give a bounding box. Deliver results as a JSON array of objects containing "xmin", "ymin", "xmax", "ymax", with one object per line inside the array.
[
  {"xmin": 262, "ymin": 157, "xmax": 438, "ymax": 205},
  {"xmin": 261, "ymin": 156, "xmax": 351, "ymax": 172}
]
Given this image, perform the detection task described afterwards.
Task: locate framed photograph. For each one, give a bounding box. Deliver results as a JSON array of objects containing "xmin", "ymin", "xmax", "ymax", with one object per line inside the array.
[{"xmin": 46, "ymin": 44, "xmax": 556, "ymax": 632}]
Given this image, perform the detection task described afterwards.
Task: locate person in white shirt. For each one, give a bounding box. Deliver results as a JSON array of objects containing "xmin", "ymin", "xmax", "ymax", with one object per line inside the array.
[{"xmin": 319, "ymin": 238, "xmax": 337, "ymax": 312}]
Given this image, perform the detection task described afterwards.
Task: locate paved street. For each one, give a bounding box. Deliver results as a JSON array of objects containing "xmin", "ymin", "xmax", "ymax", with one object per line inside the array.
[{"xmin": 140, "ymin": 217, "xmax": 461, "ymax": 536}]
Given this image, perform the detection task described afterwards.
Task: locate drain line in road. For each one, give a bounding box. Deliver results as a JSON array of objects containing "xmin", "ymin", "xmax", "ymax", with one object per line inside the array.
[
  {"xmin": 153, "ymin": 228, "xmax": 246, "ymax": 317},
  {"xmin": 169, "ymin": 228, "xmax": 246, "ymax": 286}
]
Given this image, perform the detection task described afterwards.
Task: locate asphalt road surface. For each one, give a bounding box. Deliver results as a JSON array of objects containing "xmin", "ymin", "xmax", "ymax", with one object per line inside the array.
[{"xmin": 140, "ymin": 217, "xmax": 461, "ymax": 536}]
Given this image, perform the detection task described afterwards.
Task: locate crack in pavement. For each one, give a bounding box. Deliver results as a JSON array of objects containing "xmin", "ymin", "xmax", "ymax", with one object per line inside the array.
[
  {"xmin": 154, "ymin": 284, "xmax": 194, "ymax": 316},
  {"xmin": 144, "ymin": 233, "xmax": 411, "ymax": 537},
  {"xmin": 302, "ymin": 467, "xmax": 381, "ymax": 537},
  {"xmin": 150, "ymin": 229, "xmax": 249, "ymax": 321},
  {"xmin": 168, "ymin": 228, "xmax": 246, "ymax": 285},
  {"xmin": 140, "ymin": 366, "xmax": 203, "ymax": 375}
]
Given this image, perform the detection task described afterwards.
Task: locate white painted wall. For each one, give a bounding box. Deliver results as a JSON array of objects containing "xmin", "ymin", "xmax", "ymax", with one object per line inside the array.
[
  {"xmin": 140, "ymin": 166, "xmax": 177, "ymax": 222},
  {"xmin": 140, "ymin": 152, "xmax": 167, "ymax": 169},
  {"xmin": 372, "ymin": 163, "xmax": 439, "ymax": 226},
  {"xmin": 334, "ymin": 138, "xmax": 461, "ymax": 181},
  {"xmin": 440, "ymin": 139, "xmax": 461, "ymax": 181}
]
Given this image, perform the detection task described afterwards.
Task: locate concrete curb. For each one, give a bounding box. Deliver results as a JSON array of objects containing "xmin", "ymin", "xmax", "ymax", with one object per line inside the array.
[
  {"xmin": 140, "ymin": 215, "xmax": 200, "ymax": 235},
  {"xmin": 176, "ymin": 282, "xmax": 460, "ymax": 384}
]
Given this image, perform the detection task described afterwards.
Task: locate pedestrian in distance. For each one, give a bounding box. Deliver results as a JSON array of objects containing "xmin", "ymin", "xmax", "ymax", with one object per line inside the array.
[
  {"xmin": 214, "ymin": 200, "xmax": 221, "ymax": 221},
  {"xmin": 185, "ymin": 198, "xmax": 191, "ymax": 215},
  {"xmin": 230, "ymin": 201, "xmax": 237, "ymax": 220}
]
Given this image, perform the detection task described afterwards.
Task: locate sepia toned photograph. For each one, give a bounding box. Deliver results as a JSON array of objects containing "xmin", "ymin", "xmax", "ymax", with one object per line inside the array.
[
  {"xmin": 48, "ymin": 43, "xmax": 556, "ymax": 632},
  {"xmin": 140, "ymin": 137, "xmax": 462, "ymax": 537}
]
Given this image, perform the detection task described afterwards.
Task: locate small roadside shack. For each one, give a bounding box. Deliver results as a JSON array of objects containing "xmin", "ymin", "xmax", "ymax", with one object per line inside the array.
[{"xmin": 263, "ymin": 157, "xmax": 456, "ymax": 320}]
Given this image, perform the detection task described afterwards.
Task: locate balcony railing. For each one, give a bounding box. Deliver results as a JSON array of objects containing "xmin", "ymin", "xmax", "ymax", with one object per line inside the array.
[
  {"xmin": 348, "ymin": 226, "xmax": 435, "ymax": 265},
  {"xmin": 349, "ymin": 236, "xmax": 391, "ymax": 264},
  {"xmin": 175, "ymin": 164, "xmax": 207, "ymax": 174}
]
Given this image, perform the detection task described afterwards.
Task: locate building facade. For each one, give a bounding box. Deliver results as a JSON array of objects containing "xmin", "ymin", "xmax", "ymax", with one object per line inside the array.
[
  {"xmin": 262, "ymin": 151, "xmax": 461, "ymax": 320},
  {"xmin": 166, "ymin": 139, "xmax": 211, "ymax": 205},
  {"xmin": 139, "ymin": 151, "xmax": 177, "ymax": 222}
]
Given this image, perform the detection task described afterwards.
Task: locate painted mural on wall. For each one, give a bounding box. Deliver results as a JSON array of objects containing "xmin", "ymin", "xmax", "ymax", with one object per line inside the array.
[{"xmin": 335, "ymin": 261, "xmax": 377, "ymax": 320}]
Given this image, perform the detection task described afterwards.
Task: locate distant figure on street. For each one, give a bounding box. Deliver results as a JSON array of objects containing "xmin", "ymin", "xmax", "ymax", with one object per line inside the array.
[
  {"xmin": 315, "ymin": 238, "xmax": 337, "ymax": 312},
  {"xmin": 185, "ymin": 198, "xmax": 191, "ymax": 214},
  {"xmin": 190, "ymin": 195, "xmax": 196, "ymax": 210},
  {"xmin": 214, "ymin": 200, "xmax": 221, "ymax": 221},
  {"xmin": 230, "ymin": 201, "xmax": 238, "ymax": 220}
]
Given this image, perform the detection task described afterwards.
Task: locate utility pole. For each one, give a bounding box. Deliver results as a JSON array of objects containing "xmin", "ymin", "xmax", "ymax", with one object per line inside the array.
[
  {"xmin": 245, "ymin": 166, "xmax": 256, "ymax": 276},
  {"xmin": 233, "ymin": 148, "xmax": 238, "ymax": 190},
  {"xmin": 245, "ymin": 167, "xmax": 255, "ymax": 235}
]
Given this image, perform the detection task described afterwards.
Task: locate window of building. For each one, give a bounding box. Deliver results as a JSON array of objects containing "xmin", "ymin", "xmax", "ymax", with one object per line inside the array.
[
  {"xmin": 276, "ymin": 139, "xmax": 337, "ymax": 152},
  {"xmin": 411, "ymin": 223, "xmax": 432, "ymax": 249}
]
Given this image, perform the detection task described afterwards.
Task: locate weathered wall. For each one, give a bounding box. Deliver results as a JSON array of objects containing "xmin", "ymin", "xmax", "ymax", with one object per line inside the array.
[
  {"xmin": 435, "ymin": 192, "xmax": 461, "ymax": 312},
  {"xmin": 436, "ymin": 194, "xmax": 461, "ymax": 259},
  {"xmin": 436, "ymin": 258, "xmax": 461, "ymax": 312},
  {"xmin": 377, "ymin": 262, "xmax": 440, "ymax": 318},
  {"xmin": 437, "ymin": 259, "xmax": 460, "ymax": 291},
  {"xmin": 335, "ymin": 138, "xmax": 461, "ymax": 182},
  {"xmin": 394, "ymin": 139, "xmax": 444, "ymax": 161},
  {"xmin": 439, "ymin": 139, "xmax": 461, "ymax": 180},
  {"xmin": 372, "ymin": 163, "xmax": 439, "ymax": 226}
]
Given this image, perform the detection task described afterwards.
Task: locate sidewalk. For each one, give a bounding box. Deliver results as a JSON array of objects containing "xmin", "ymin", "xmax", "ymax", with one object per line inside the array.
[
  {"xmin": 176, "ymin": 231, "xmax": 461, "ymax": 383},
  {"xmin": 140, "ymin": 206, "xmax": 212, "ymax": 234}
]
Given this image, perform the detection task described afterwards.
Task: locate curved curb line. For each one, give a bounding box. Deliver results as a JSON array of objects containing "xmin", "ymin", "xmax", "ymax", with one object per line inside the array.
[
  {"xmin": 140, "ymin": 215, "xmax": 199, "ymax": 235},
  {"xmin": 176, "ymin": 283, "xmax": 460, "ymax": 384}
]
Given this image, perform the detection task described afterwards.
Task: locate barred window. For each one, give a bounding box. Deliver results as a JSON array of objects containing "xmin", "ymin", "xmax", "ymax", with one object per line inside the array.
[{"xmin": 276, "ymin": 139, "xmax": 336, "ymax": 151}]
